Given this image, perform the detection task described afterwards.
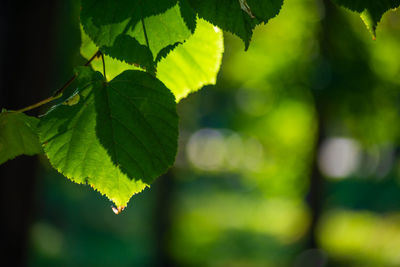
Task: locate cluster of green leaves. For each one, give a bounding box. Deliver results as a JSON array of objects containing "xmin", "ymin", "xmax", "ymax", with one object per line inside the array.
[{"xmin": 0, "ymin": 0, "xmax": 399, "ymax": 210}]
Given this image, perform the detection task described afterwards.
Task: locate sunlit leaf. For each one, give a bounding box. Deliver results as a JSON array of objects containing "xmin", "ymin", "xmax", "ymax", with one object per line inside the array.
[
  {"xmin": 81, "ymin": 19, "xmax": 224, "ymax": 102},
  {"xmin": 0, "ymin": 111, "xmax": 42, "ymax": 164},
  {"xmin": 81, "ymin": 0, "xmax": 191, "ymax": 70},
  {"xmin": 95, "ymin": 70, "xmax": 178, "ymax": 183},
  {"xmin": 127, "ymin": 5, "xmax": 192, "ymax": 59},
  {"xmin": 80, "ymin": 26, "xmax": 139, "ymax": 81},
  {"xmin": 39, "ymin": 67, "xmax": 178, "ymax": 207},
  {"xmin": 157, "ymin": 19, "xmax": 224, "ymax": 101}
]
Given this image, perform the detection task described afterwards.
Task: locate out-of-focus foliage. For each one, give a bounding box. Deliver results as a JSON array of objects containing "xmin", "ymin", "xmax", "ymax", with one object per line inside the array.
[
  {"xmin": 221, "ymin": 0, "xmax": 320, "ymax": 198},
  {"xmin": 318, "ymin": 210, "xmax": 400, "ymax": 266},
  {"xmin": 167, "ymin": 0, "xmax": 320, "ymax": 265}
]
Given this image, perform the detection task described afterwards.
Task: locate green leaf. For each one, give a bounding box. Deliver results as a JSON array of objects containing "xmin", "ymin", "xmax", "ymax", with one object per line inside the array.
[
  {"xmin": 39, "ymin": 67, "xmax": 178, "ymax": 208},
  {"xmin": 155, "ymin": 42, "xmax": 182, "ymax": 64},
  {"xmin": 128, "ymin": 5, "xmax": 192, "ymax": 59},
  {"xmin": 81, "ymin": 0, "xmax": 177, "ymax": 26},
  {"xmin": 186, "ymin": 0, "xmax": 283, "ymax": 49},
  {"xmin": 80, "ymin": 26, "xmax": 140, "ymax": 81},
  {"xmin": 39, "ymin": 68, "xmax": 146, "ymax": 208},
  {"xmin": 101, "ymin": 34, "xmax": 155, "ymax": 74},
  {"xmin": 179, "ymin": 0, "xmax": 197, "ymax": 33},
  {"xmin": 0, "ymin": 110, "xmax": 42, "ymax": 164},
  {"xmin": 81, "ymin": 0, "xmax": 192, "ymax": 70},
  {"xmin": 95, "ymin": 70, "xmax": 178, "ymax": 184},
  {"xmin": 81, "ymin": 19, "xmax": 224, "ymax": 102},
  {"xmin": 332, "ymin": 0, "xmax": 400, "ymax": 38},
  {"xmin": 157, "ymin": 19, "xmax": 224, "ymax": 101}
]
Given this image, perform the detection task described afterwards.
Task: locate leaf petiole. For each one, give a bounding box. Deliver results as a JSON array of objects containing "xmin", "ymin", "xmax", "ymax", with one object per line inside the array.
[
  {"xmin": 100, "ymin": 51, "xmax": 106, "ymax": 80},
  {"xmin": 14, "ymin": 50, "xmax": 101, "ymax": 113},
  {"xmin": 141, "ymin": 18, "xmax": 150, "ymax": 48}
]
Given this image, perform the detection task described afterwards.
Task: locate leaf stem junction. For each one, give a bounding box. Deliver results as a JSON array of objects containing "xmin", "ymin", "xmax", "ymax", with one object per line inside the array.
[{"xmin": 15, "ymin": 50, "xmax": 101, "ymax": 113}]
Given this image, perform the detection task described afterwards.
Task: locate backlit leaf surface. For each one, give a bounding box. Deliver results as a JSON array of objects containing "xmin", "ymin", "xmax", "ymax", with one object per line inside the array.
[
  {"xmin": 39, "ymin": 67, "xmax": 178, "ymax": 207},
  {"xmin": 0, "ymin": 111, "xmax": 42, "ymax": 164}
]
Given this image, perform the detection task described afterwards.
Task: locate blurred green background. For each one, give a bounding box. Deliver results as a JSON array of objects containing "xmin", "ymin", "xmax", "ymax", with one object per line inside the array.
[{"xmin": 25, "ymin": 0, "xmax": 400, "ymax": 266}]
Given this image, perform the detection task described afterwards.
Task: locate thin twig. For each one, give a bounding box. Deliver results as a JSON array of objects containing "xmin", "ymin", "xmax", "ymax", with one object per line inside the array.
[
  {"xmin": 15, "ymin": 50, "xmax": 100, "ymax": 113},
  {"xmin": 53, "ymin": 50, "xmax": 101, "ymax": 97},
  {"xmin": 15, "ymin": 95, "xmax": 61, "ymax": 113},
  {"xmin": 85, "ymin": 50, "xmax": 101, "ymax": 66},
  {"xmin": 51, "ymin": 75, "xmax": 77, "ymax": 98}
]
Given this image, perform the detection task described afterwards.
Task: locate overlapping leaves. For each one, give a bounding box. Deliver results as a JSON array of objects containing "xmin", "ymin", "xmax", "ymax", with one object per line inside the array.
[
  {"xmin": 81, "ymin": 0, "xmax": 192, "ymax": 73},
  {"xmin": 156, "ymin": 19, "xmax": 224, "ymax": 101},
  {"xmin": 38, "ymin": 67, "xmax": 178, "ymax": 207},
  {"xmin": 4, "ymin": 0, "xmax": 396, "ymax": 210},
  {"xmin": 184, "ymin": 0, "xmax": 283, "ymax": 49},
  {"xmin": 81, "ymin": 19, "xmax": 224, "ymax": 102},
  {"xmin": 81, "ymin": 0, "xmax": 284, "ymax": 54}
]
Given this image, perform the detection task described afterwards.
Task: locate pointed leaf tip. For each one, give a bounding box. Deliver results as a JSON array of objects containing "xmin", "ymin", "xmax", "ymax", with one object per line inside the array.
[
  {"xmin": 112, "ymin": 205, "xmax": 125, "ymax": 214},
  {"xmin": 95, "ymin": 70, "xmax": 179, "ymax": 184},
  {"xmin": 38, "ymin": 67, "xmax": 149, "ymax": 208},
  {"xmin": 39, "ymin": 67, "xmax": 178, "ymax": 208},
  {"xmin": 333, "ymin": 0, "xmax": 400, "ymax": 38}
]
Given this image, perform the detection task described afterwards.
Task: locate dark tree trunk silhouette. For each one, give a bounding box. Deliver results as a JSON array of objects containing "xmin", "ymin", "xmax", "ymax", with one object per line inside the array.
[
  {"xmin": 0, "ymin": 1, "xmax": 57, "ymax": 265},
  {"xmin": 154, "ymin": 171, "xmax": 176, "ymax": 267},
  {"xmin": 307, "ymin": 108, "xmax": 325, "ymax": 249},
  {"xmin": 305, "ymin": 0, "xmax": 335, "ymax": 249}
]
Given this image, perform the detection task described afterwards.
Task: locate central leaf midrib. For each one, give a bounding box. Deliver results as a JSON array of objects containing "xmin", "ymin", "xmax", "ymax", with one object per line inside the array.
[
  {"xmin": 63, "ymin": 91, "xmax": 96, "ymax": 173},
  {"xmin": 101, "ymin": 84, "xmax": 124, "ymax": 195},
  {"xmin": 108, "ymin": 82, "xmax": 171, "ymax": 159},
  {"xmin": 109, "ymin": 114, "xmax": 157, "ymax": 176},
  {"xmin": 102, "ymin": 84, "xmax": 119, "ymax": 163},
  {"xmin": 113, "ymin": 138, "xmax": 146, "ymax": 178},
  {"xmin": 103, "ymin": 82, "xmax": 169, "ymax": 181}
]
